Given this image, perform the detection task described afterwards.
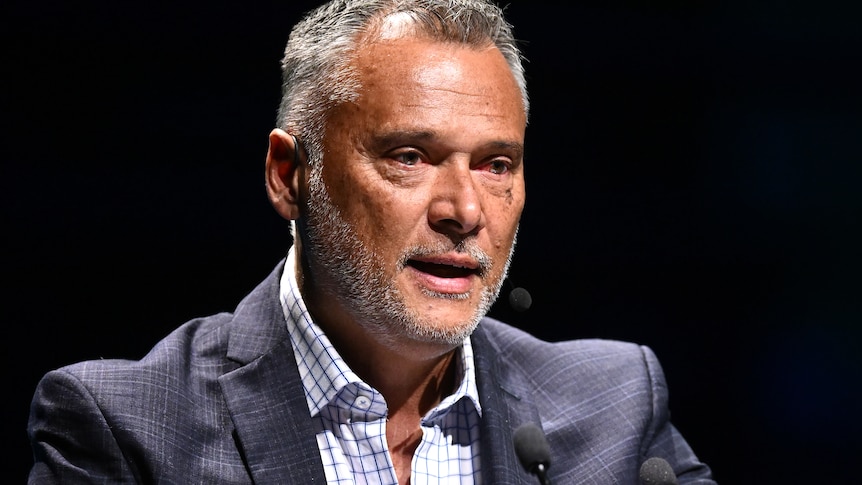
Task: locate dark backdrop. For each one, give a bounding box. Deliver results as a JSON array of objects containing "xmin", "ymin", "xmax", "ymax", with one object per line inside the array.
[{"xmin": 5, "ymin": 1, "xmax": 860, "ymax": 483}]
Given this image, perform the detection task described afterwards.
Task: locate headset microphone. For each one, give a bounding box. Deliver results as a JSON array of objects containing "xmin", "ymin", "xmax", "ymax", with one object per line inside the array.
[{"xmin": 507, "ymin": 279, "xmax": 532, "ymax": 312}]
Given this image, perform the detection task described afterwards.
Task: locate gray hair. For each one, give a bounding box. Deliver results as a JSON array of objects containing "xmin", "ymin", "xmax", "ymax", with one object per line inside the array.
[{"xmin": 276, "ymin": 0, "xmax": 529, "ymax": 167}]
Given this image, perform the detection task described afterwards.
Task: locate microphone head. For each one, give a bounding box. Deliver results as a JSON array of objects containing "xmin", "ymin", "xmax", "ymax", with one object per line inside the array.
[
  {"xmin": 513, "ymin": 423, "xmax": 551, "ymax": 474},
  {"xmin": 508, "ymin": 287, "xmax": 532, "ymax": 312},
  {"xmin": 639, "ymin": 457, "xmax": 679, "ymax": 485}
]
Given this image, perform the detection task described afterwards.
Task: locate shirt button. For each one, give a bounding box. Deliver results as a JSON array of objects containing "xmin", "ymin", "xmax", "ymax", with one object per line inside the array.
[{"xmin": 355, "ymin": 396, "xmax": 371, "ymax": 409}]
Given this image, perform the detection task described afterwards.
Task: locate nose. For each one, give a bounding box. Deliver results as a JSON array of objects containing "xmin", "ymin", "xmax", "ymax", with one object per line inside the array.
[{"xmin": 428, "ymin": 163, "xmax": 484, "ymax": 237}]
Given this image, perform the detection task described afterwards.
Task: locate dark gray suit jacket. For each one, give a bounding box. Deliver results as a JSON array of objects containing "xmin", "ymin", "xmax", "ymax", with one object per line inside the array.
[{"xmin": 28, "ymin": 261, "xmax": 715, "ymax": 484}]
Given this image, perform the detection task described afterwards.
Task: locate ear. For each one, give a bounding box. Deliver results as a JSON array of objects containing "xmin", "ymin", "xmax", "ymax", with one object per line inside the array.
[{"xmin": 265, "ymin": 128, "xmax": 305, "ymax": 221}]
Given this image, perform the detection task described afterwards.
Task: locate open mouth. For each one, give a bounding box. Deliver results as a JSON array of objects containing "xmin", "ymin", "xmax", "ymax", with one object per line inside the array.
[{"xmin": 406, "ymin": 260, "xmax": 477, "ymax": 279}]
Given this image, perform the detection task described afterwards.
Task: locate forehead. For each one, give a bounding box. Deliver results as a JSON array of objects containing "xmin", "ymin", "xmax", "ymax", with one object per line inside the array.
[{"xmin": 344, "ymin": 36, "xmax": 526, "ymax": 134}]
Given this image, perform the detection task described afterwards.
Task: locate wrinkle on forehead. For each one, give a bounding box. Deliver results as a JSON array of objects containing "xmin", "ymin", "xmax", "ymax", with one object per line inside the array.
[{"xmin": 399, "ymin": 98, "xmax": 515, "ymax": 123}]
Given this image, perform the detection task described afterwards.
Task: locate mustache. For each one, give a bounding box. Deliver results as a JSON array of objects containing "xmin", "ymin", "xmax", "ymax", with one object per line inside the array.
[{"xmin": 399, "ymin": 239, "xmax": 492, "ymax": 277}]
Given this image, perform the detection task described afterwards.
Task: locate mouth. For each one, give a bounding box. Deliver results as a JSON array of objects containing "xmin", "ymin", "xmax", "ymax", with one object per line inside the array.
[
  {"xmin": 406, "ymin": 260, "xmax": 478, "ymax": 279},
  {"xmin": 404, "ymin": 255, "xmax": 482, "ymax": 294}
]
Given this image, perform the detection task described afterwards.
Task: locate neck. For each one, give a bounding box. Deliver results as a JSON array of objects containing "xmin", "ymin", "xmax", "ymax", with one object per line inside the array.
[{"xmin": 316, "ymin": 305, "xmax": 460, "ymax": 417}]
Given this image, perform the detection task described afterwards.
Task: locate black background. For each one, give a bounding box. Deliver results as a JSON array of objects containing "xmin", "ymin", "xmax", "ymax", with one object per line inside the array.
[{"xmin": 4, "ymin": 1, "xmax": 861, "ymax": 483}]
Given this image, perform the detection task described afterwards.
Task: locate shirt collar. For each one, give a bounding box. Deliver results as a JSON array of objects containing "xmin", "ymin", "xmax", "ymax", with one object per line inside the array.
[{"xmin": 278, "ymin": 246, "xmax": 483, "ymax": 419}]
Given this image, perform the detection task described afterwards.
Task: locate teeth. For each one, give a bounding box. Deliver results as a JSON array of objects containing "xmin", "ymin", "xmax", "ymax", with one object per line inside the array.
[
  {"xmin": 436, "ymin": 259, "xmax": 473, "ymax": 269},
  {"xmin": 409, "ymin": 260, "xmax": 473, "ymax": 277}
]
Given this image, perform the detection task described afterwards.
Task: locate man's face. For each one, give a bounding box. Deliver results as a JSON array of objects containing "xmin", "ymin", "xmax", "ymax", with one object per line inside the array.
[{"xmin": 301, "ymin": 35, "xmax": 526, "ymax": 351}]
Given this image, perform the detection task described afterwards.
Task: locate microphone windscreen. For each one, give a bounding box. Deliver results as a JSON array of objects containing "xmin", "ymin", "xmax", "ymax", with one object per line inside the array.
[
  {"xmin": 509, "ymin": 287, "xmax": 532, "ymax": 312},
  {"xmin": 513, "ymin": 423, "xmax": 551, "ymax": 472},
  {"xmin": 639, "ymin": 457, "xmax": 679, "ymax": 485}
]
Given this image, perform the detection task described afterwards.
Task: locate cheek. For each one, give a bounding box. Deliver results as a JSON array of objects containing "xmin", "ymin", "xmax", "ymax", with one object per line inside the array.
[
  {"xmin": 488, "ymin": 206, "xmax": 524, "ymax": 257},
  {"xmin": 494, "ymin": 227, "xmax": 518, "ymax": 253},
  {"xmin": 331, "ymin": 173, "xmax": 416, "ymax": 242},
  {"xmin": 488, "ymin": 188, "xmax": 524, "ymax": 231},
  {"xmin": 359, "ymin": 190, "xmax": 400, "ymax": 235}
]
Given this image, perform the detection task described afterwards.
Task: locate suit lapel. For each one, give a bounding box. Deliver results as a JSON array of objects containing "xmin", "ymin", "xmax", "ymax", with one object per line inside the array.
[
  {"xmin": 472, "ymin": 321, "xmax": 543, "ymax": 484},
  {"xmin": 218, "ymin": 261, "xmax": 327, "ymax": 483},
  {"xmin": 220, "ymin": 340, "xmax": 326, "ymax": 483}
]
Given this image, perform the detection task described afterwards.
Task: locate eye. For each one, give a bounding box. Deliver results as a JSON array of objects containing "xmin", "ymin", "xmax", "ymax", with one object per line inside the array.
[
  {"xmin": 484, "ymin": 159, "xmax": 510, "ymax": 175},
  {"xmin": 392, "ymin": 150, "xmax": 424, "ymax": 166}
]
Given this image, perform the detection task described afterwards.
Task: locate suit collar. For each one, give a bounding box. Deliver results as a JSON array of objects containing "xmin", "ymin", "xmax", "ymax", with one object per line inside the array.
[
  {"xmin": 223, "ymin": 259, "xmax": 290, "ymax": 365},
  {"xmin": 472, "ymin": 320, "xmax": 544, "ymax": 484},
  {"xmin": 219, "ymin": 260, "xmax": 328, "ymax": 483}
]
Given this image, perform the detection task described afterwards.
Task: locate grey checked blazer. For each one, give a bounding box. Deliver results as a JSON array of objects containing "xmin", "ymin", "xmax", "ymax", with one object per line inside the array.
[{"xmin": 28, "ymin": 261, "xmax": 715, "ymax": 484}]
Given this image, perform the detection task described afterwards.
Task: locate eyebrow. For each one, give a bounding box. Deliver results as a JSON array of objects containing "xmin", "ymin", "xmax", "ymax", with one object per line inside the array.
[
  {"xmin": 486, "ymin": 140, "xmax": 525, "ymax": 159},
  {"xmin": 369, "ymin": 130, "xmax": 524, "ymax": 158},
  {"xmin": 369, "ymin": 130, "xmax": 435, "ymax": 150}
]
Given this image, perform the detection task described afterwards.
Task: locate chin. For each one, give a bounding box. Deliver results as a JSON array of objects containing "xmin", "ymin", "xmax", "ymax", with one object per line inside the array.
[{"xmin": 400, "ymin": 307, "xmax": 483, "ymax": 346}]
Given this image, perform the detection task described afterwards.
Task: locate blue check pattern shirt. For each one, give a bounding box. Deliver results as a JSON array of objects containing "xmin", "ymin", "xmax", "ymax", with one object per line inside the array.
[{"xmin": 279, "ymin": 248, "xmax": 483, "ymax": 484}]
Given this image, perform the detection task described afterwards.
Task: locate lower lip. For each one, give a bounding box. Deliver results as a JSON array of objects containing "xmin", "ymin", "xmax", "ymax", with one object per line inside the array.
[{"xmin": 406, "ymin": 266, "xmax": 475, "ymax": 295}]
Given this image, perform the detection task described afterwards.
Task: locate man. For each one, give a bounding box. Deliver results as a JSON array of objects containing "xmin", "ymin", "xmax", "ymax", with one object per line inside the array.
[{"xmin": 28, "ymin": 0, "xmax": 715, "ymax": 483}]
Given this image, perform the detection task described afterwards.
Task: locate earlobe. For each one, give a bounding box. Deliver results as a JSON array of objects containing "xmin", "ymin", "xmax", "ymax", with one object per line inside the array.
[{"xmin": 265, "ymin": 128, "xmax": 304, "ymax": 220}]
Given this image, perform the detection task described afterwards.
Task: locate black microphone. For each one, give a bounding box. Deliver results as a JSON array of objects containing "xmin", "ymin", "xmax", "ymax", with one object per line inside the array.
[
  {"xmin": 513, "ymin": 423, "xmax": 552, "ymax": 485},
  {"xmin": 508, "ymin": 286, "xmax": 532, "ymax": 312},
  {"xmin": 639, "ymin": 457, "xmax": 679, "ymax": 485}
]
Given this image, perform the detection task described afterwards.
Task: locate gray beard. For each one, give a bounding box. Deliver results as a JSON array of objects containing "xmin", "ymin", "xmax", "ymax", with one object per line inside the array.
[{"xmin": 299, "ymin": 164, "xmax": 515, "ymax": 349}]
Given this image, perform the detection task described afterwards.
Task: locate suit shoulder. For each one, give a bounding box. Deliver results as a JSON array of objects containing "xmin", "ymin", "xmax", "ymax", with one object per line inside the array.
[
  {"xmin": 50, "ymin": 311, "xmax": 236, "ymax": 387},
  {"xmin": 479, "ymin": 317, "xmax": 647, "ymax": 359},
  {"xmin": 476, "ymin": 317, "xmax": 662, "ymax": 391}
]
